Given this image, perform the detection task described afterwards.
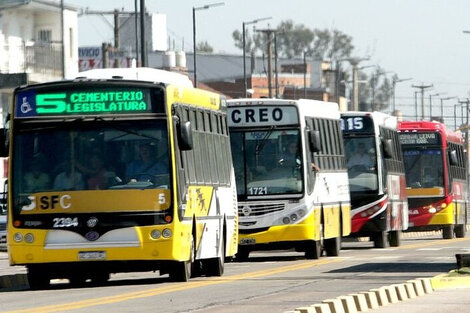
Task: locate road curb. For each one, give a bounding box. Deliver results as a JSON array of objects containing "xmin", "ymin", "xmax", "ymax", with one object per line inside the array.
[{"xmin": 290, "ymin": 278, "xmax": 435, "ymax": 313}]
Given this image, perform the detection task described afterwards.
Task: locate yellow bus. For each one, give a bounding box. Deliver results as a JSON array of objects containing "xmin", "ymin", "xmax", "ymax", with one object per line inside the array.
[
  {"xmin": 227, "ymin": 99, "xmax": 351, "ymax": 259},
  {"xmin": 3, "ymin": 68, "xmax": 238, "ymax": 288}
]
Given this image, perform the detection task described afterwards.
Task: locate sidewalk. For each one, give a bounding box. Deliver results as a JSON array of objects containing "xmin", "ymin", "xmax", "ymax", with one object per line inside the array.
[{"xmin": 0, "ymin": 251, "xmax": 27, "ymax": 289}]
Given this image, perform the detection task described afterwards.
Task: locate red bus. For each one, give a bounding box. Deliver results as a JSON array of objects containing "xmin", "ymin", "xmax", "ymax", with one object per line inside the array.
[
  {"xmin": 342, "ymin": 112, "xmax": 408, "ymax": 248},
  {"xmin": 398, "ymin": 121, "xmax": 468, "ymax": 239}
]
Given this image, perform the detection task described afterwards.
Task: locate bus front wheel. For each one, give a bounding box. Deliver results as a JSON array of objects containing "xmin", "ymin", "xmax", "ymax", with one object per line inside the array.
[
  {"xmin": 373, "ymin": 231, "xmax": 388, "ymax": 248},
  {"xmin": 442, "ymin": 225, "xmax": 454, "ymax": 239},
  {"xmin": 305, "ymin": 240, "xmax": 321, "ymax": 259},
  {"xmin": 27, "ymin": 266, "xmax": 50, "ymax": 290},
  {"xmin": 169, "ymin": 236, "xmax": 194, "ymax": 282},
  {"xmin": 389, "ymin": 230, "xmax": 402, "ymax": 247},
  {"xmin": 455, "ymin": 224, "xmax": 466, "ymax": 238},
  {"xmin": 324, "ymin": 236, "xmax": 341, "ymax": 256}
]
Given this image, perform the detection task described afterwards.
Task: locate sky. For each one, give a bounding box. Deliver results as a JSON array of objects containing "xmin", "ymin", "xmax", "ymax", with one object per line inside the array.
[{"xmin": 66, "ymin": 0, "xmax": 470, "ymax": 125}]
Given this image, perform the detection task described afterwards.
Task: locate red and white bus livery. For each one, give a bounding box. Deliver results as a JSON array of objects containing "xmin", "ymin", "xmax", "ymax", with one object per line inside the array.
[
  {"xmin": 398, "ymin": 121, "xmax": 468, "ymax": 239},
  {"xmin": 342, "ymin": 112, "xmax": 408, "ymax": 247}
]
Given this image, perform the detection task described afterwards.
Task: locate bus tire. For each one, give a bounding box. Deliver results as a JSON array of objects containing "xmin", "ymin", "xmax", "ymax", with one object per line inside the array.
[
  {"xmin": 324, "ymin": 236, "xmax": 341, "ymax": 257},
  {"xmin": 373, "ymin": 231, "xmax": 388, "ymax": 248},
  {"xmin": 236, "ymin": 246, "xmax": 250, "ymax": 261},
  {"xmin": 442, "ymin": 225, "xmax": 454, "ymax": 239},
  {"xmin": 305, "ymin": 240, "xmax": 321, "ymax": 259},
  {"xmin": 169, "ymin": 235, "xmax": 194, "ymax": 282},
  {"xmin": 204, "ymin": 232, "xmax": 225, "ymax": 277},
  {"xmin": 455, "ymin": 224, "xmax": 466, "ymax": 238},
  {"xmin": 27, "ymin": 265, "xmax": 50, "ymax": 290},
  {"xmin": 389, "ymin": 230, "xmax": 401, "ymax": 247}
]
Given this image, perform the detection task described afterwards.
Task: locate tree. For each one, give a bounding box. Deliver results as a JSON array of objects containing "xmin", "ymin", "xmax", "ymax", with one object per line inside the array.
[
  {"xmin": 358, "ymin": 67, "xmax": 393, "ymax": 111},
  {"xmin": 232, "ymin": 20, "xmax": 354, "ymax": 61},
  {"xmin": 276, "ymin": 20, "xmax": 314, "ymax": 58},
  {"xmin": 232, "ymin": 28, "xmax": 265, "ymax": 54},
  {"xmin": 196, "ymin": 41, "xmax": 214, "ymax": 53}
]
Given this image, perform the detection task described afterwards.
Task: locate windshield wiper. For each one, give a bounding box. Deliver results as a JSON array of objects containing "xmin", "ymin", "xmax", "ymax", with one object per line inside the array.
[
  {"xmin": 255, "ymin": 126, "xmax": 275, "ymax": 155},
  {"xmin": 94, "ymin": 117, "xmax": 159, "ymax": 141}
]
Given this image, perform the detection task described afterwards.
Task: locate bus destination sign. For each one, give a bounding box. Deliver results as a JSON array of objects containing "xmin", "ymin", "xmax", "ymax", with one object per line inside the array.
[
  {"xmin": 227, "ymin": 106, "xmax": 299, "ymax": 127},
  {"xmin": 341, "ymin": 115, "xmax": 374, "ymax": 133},
  {"xmin": 15, "ymin": 88, "xmax": 153, "ymax": 117},
  {"xmin": 399, "ymin": 132, "xmax": 440, "ymax": 145}
]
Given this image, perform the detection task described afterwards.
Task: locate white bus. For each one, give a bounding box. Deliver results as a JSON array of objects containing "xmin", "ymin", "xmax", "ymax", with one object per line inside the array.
[
  {"xmin": 341, "ymin": 112, "xmax": 408, "ymax": 247},
  {"xmin": 227, "ymin": 99, "xmax": 351, "ymax": 259}
]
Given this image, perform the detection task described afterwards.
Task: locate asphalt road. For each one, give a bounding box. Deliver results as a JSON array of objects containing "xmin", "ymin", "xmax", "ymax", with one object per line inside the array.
[{"xmin": 1, "ymin": 233, "xmax": 470, "ymax": 313}]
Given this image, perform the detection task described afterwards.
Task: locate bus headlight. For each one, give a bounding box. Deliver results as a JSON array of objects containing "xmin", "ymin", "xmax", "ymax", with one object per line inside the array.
[
  {"xmin": 13, "ymin": 233, "xmax": 23, "ymax": 242},
  {"xmin": 24, "ymin": 233, "xmax": 34, "ymax": 243},
  {"xmin": 441, "ymin": 203, "xmax": 447, "ymax": 209},
  {"xmin": 290, "ymin": 214, "xmax": 298, "ymax": 222},
  {"xmin": 282, "ymin": 217, "xmax": 290, "ymax": 224},
  {"xmin": 428, "ymin": 207, "xmax": 437, "ymax": 214},
  {"xmin": 151, "ymin": 229, "xmax": 161, "ymax": 239},
  {"xmin": 297, "ymin": 209, "xmax": 306, "ymax": 217},
  {"xmin": 162, "ymin": 228, "xmax": 172, "ymax": 238}
]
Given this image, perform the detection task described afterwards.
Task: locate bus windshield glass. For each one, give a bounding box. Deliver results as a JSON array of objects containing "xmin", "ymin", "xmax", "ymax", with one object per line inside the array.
[
  {"xmin": 344, "ymin": 136, "xmax": 378, "ymax": 192},
  {"xmin": 12, "ymin": 120, "xmax": 170, "ymax": 214},
  {"xmin": 230, "ymin": 129, "xmax": 303, "ymax": 197},
  {"xmin": 402, "ymin": 148, "xmax": 444, "ymax": 189}
]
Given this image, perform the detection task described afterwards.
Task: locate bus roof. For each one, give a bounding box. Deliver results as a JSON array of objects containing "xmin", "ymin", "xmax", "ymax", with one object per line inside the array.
[
  {"xmin": 76, "ymin": 68, "xmax": 193, "ymax": 88},
  {"xmin": 227, "ymin": 98, "xmax": 340, "ymax": 119},
  {"xmin": 398, "ymin": 120, "xmax": 463, "ymax": 143},
  {"xmin": 342, "ymin": 111, "xmax": 397, "ymax": 129}
]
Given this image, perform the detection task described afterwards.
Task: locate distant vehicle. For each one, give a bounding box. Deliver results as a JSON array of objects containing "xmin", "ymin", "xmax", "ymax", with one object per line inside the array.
[
  {"xmin": 4, "ymin": 68, "xmax": 238, "ymax": 289},
  {"xmin": 227, "ymin": 98, "xmax": 351, "ymax": 260},
  {"xmin": 398, "ymin": 121, "xmax": 468, "ymax": 239},
  {"xmin": 341, "ymin": 112, "xmax": 408, "ymax": 248}
]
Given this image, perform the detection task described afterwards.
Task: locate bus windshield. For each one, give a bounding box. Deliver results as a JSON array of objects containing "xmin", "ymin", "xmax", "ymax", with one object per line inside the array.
[
  {"xmin": 402, "ymin": 148, "xmax": 444, "ymax": 189},
  {"xmin": 343, "ymin": 136, "xmax": 378, "ymax": 192},
  {"xmin": 230, "ymin": 129, "xmax": 303, "ymax": 197},
  {"xmin": 12, "ymin": 120, "xmax": 170, "ymax": 213}
]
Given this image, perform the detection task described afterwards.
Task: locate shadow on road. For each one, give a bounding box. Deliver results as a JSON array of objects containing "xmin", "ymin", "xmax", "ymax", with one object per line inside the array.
[{"xmin": 328, "ymin": 262, "xmax": 453, "ymax": 273}]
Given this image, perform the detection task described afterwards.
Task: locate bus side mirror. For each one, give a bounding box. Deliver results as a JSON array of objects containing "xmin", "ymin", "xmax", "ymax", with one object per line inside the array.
[
  {"xmin": 449, "ymin": 150, "xmax": 458, "ymax": 166},
  {"xmin": 308, "ymin": 130, "xmax": 321, "ymax": 153},
  {"xmin": 178, "ymin": 121, "xmax": 193, "ymax": 151},
  {"xmin": 382, "ymin": 138, "xmax": 393, "ymax": 159},
  {"xmin": 0, "ymin": 128, "xmax": 8, "ymax": 157}
]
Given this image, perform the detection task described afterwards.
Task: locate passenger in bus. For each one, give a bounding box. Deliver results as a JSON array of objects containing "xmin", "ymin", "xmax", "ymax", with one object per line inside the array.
[
  {"xmin": 24, "ymin": 155, "xmax": 50, "ymax": 192},
  {"xmin": 126, "ymin": 143, "xmax": 168, "ymax": 182},
  {"xmin": 278, "ymin": 141, "xmax": 300, "ymax": 168},
  {"xmin": 85, "ymin": 154, "xmax": 115, "ymax": 190},
  {"xmin": 53, "ymin": 164, "xmax": 85, "ymax": 191},
  {"xmin": 347, "ymin": 142, "xmax": 372, "ymax": 170}
]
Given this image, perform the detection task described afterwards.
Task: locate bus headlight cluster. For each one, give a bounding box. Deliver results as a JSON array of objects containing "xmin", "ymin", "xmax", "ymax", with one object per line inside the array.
[
  {"xmin": 360, "ymin": 205, "xmax": 381, "ymax": 218},
  {"xmin": 150, "ymin": 229, "xmax": 172, "ymax": 239},
  {"xmin": 428, "ymin": 207, "xmax": 437, "ymax": 214},
  {"xmin": 13, "ymin": 232, "xmax": 35, "ymax": 243},
  {"xmin": 282, "ymin": 209, "xmax": 307, "ymax": 224}
]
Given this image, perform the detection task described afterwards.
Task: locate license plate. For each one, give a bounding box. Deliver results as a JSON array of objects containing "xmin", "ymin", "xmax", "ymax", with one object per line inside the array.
[
  {"xmin": 239, "ymin": 238, "xmax": 256, "ymax": 245},
  {"xmin": 78, "ymin": 251, "xmax": 106, "ymax": 261}
]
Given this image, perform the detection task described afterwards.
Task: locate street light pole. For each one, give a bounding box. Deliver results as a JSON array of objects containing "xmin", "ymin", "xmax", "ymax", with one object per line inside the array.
[
  {"xmin": 242, "ymin": 17, "xmax": 271, "ymax": 98},
  {"xmin": 429, "ymin": 93, "xmax": 443, "ymax": 121},
  {"xmin": 391, "ymin": 76, "xmax": 412, "ymax": 113},
  {"xmin": 192, "ymin": 2, "xmax": 224, "ymax": 88},
  {"xmin": 440, "ymin": 96, "xmax": 456, "ymax": 122}
]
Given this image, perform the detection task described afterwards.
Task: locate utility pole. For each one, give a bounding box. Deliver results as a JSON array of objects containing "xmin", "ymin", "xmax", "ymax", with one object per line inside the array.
[
  {"xmin": 140, "ymin": 0, "xmax": 146, "ymax": 66},
  {"xmin": 412, "ymin": 84, "xmax": 433, "ymax": 120},
  {"xmin": 60, "ymin": 0, "xmax": 65, "ymax": 78},
  {"xmin": 346, "ymin": 57, "xmax": 369, "ymax": 111},
  {"xmin": 82, "ymin": 9, "xmax": 137, "ymax": 67},
  {"xmin": 256, "ymin": 28, "xmax": 277, "ymax": 98},
  {"xmin": 391, "ymin": 76, "xmax": 412, "ymax": 113}
]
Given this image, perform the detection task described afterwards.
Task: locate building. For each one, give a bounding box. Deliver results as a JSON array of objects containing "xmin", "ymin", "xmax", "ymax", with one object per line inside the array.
[{"xmin": 0, "ymin": 0, "xmax": 79, "ymax": 123}]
